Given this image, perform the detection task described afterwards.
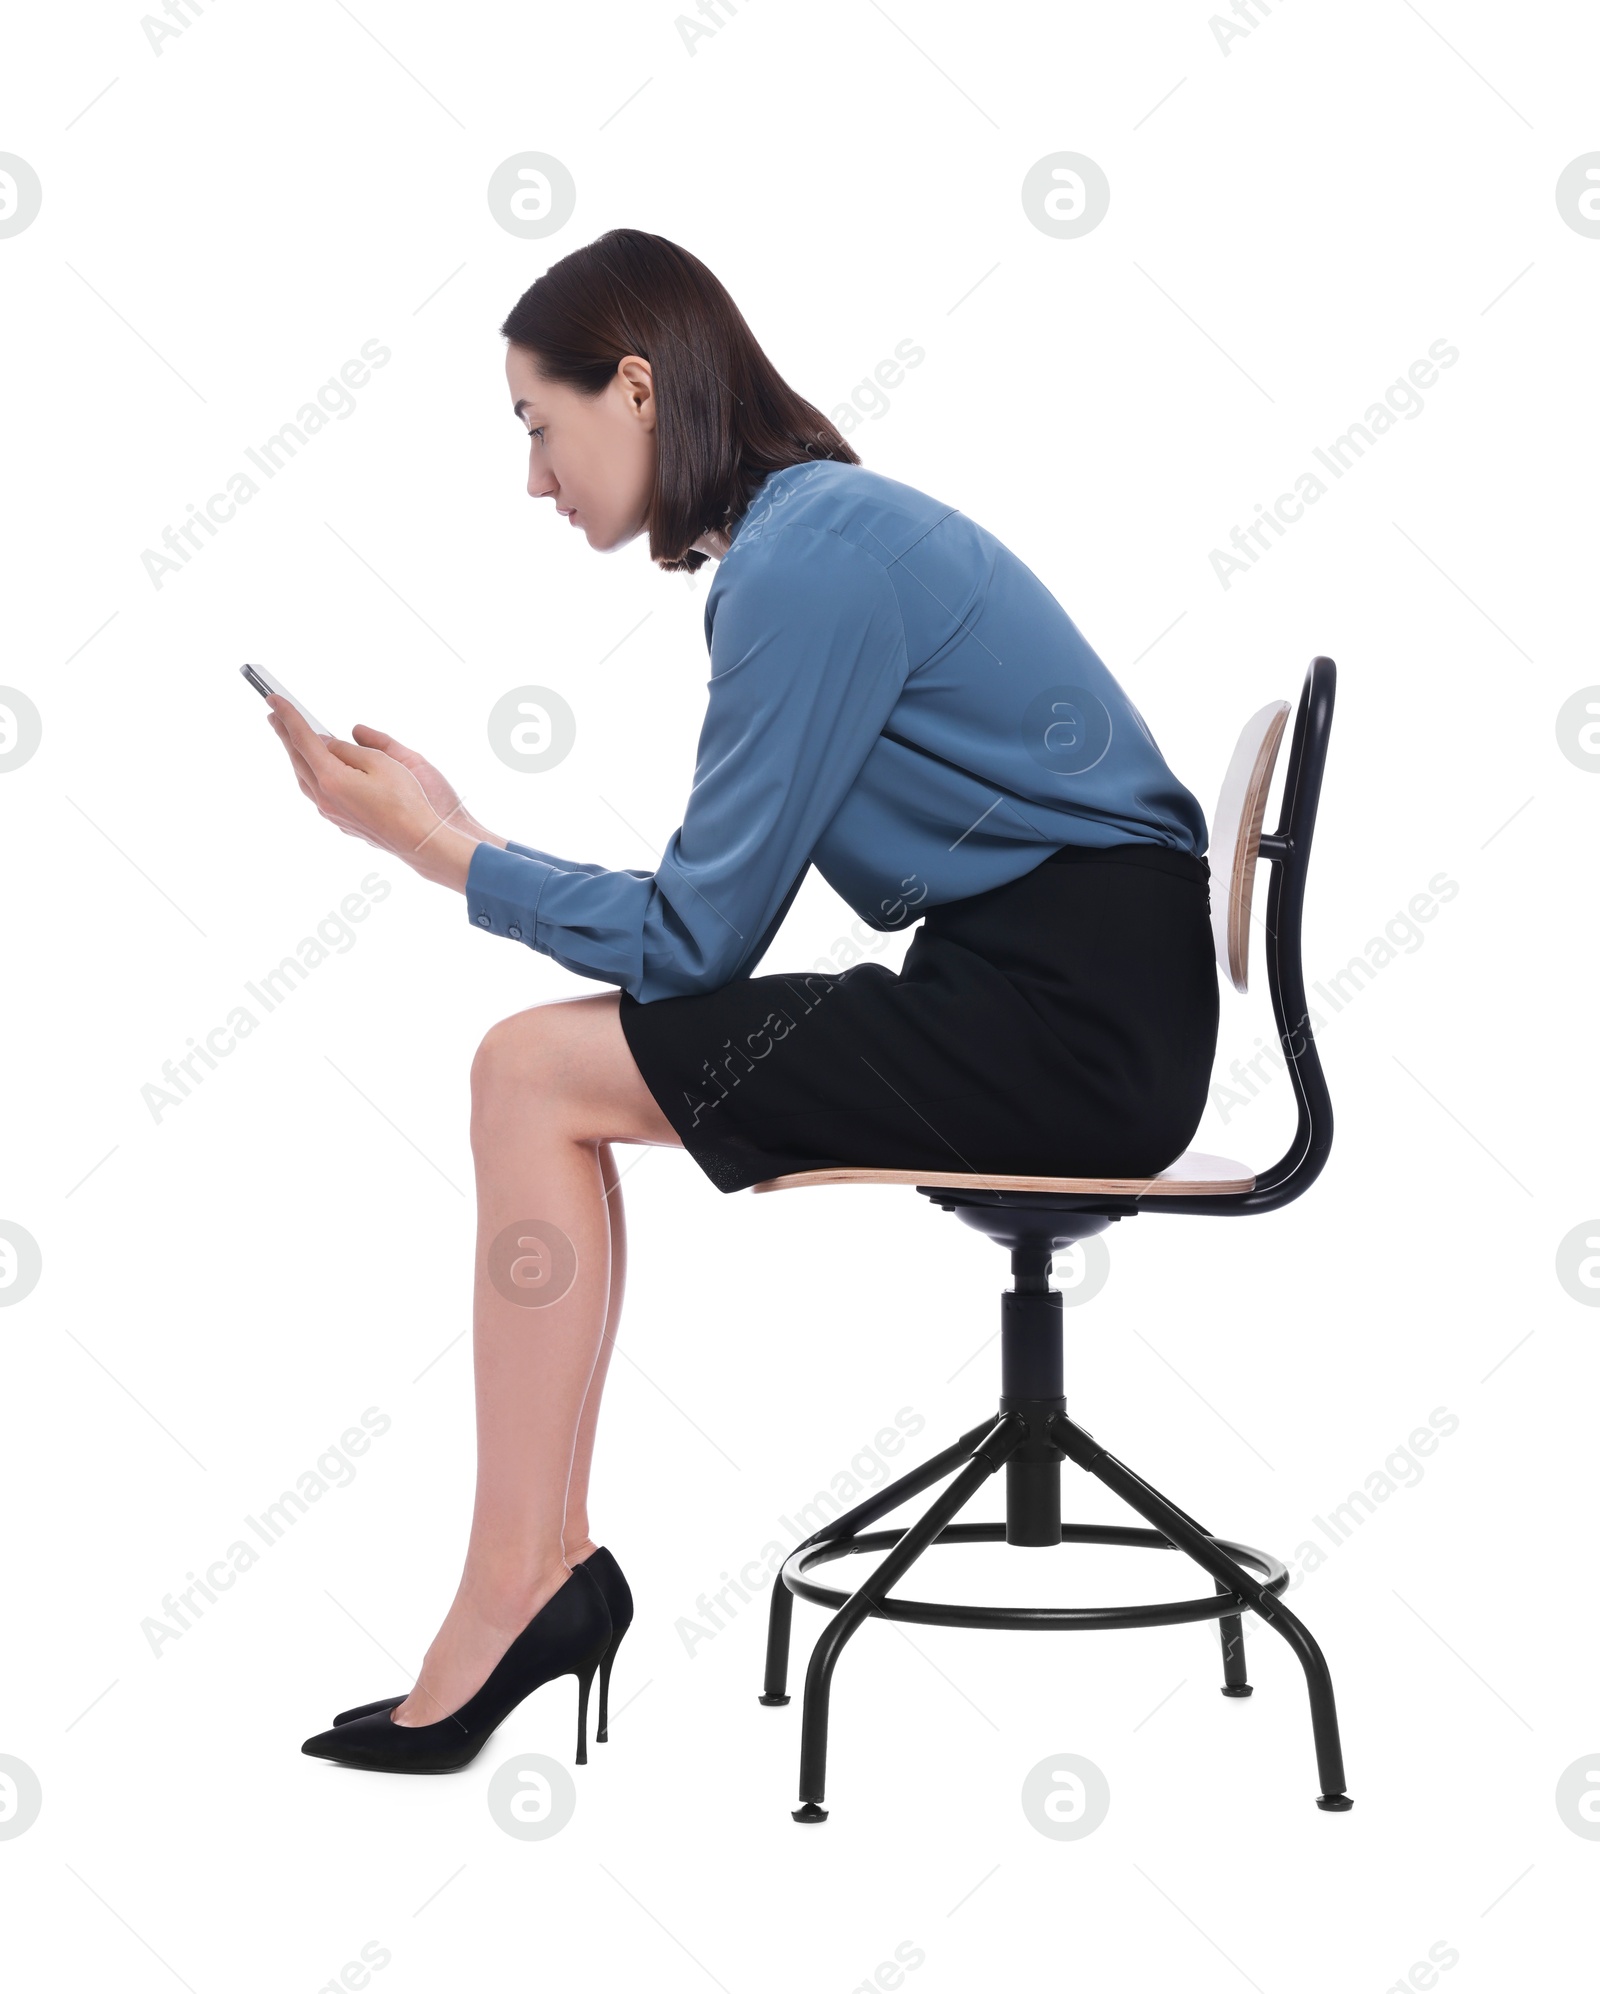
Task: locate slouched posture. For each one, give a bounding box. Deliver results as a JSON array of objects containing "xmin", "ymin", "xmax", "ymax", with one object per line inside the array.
[{"xmin": 465, "ymin": 457, "xmax": 1207, "ymax": 1001}]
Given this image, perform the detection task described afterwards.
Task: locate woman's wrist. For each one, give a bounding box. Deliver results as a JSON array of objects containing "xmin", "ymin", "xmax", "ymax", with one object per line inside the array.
[
  {"xmin": 407, "ymin": 821, "xmax": 484, "ymax": 894},
  {"xmin": 452, "ymin": 809, "xmax": 507, "ymax": 850}
]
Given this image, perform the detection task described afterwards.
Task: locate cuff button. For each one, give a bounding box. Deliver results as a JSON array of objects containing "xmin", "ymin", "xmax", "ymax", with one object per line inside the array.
[{"xmin": 475, "ymin": 912, "xmax": 491, "ymax": 927}]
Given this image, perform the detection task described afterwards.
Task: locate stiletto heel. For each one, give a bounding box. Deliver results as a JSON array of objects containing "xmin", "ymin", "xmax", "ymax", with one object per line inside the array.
[
  {"xmin": 575, "ymin": 1655, "xmax": 599, "ymax": 1765},
  {"xmin": 596, "ymin": 1638, "xmax": 619, "ymax": 1744},
  {"xmin": 303, "ymin": 1563, "xmax": 612, "ymax": 1774}
]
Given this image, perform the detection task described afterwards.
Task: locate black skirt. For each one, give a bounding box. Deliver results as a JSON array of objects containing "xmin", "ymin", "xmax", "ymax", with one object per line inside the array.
[{"xmin": 617, "ymin": 842, "xmax": 1220, "ymax": 1194}]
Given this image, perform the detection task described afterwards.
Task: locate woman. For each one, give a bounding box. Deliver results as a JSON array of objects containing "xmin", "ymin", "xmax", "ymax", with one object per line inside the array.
[{"xmin": 283, "ymin": 229, "xmax": 1219, "ymax": 1775}]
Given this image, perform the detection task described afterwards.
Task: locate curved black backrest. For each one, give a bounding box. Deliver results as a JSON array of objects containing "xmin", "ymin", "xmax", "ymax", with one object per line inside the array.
[{"xmin": 1158, "ymin": 654, "xmax": 1337, "ymax": 1218}]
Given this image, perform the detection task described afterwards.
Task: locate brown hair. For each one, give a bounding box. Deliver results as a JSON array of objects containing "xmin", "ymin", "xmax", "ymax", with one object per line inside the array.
[{"xmin": 499, "ymin": 229, "xmax": 860, "ymax": 573}]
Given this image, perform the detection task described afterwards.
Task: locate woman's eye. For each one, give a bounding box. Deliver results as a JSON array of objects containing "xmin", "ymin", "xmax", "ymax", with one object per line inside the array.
[{"xmin": 526, "ymin": 426, "xmax": 544, "ymax": 443}]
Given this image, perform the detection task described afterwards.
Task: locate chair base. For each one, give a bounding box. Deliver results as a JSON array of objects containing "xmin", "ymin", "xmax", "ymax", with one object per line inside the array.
[{"xmin": 758, "ymin": 1401, "xmax": 1354, "ymax": 1822}]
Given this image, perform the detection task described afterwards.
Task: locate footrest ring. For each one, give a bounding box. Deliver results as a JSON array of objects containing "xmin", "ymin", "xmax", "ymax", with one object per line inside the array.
[{"xmin": 779, "ymin": 1520, "xmax": 1287, "ymax": 1633}]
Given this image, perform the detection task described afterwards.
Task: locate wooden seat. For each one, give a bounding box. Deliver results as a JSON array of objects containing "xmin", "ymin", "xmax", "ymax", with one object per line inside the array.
[{"xmin": 752, "ymin": 1149, "xmax": 1254, "ymax": 1197}]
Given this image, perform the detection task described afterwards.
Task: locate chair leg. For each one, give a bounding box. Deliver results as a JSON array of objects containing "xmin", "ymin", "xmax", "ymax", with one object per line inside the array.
[
  {"xmin": 1217, "ymin": 1589, "xmax": 1252, "ymax": 1696},
  {"xmin": 759, "ymin": 1415, "xmax": 999, "ymax": 1706},
  {"xmin": 791, "ymin": 1415, "xmax": 1024, "ymax": 1823},
  {"xmin": 1084, "ymin": 1451, "xmax": 1250, "ymax": 1699},
  {"xmin": 1050, "ymin": 1413, "xmax": 1352, "ymax": 1810}
]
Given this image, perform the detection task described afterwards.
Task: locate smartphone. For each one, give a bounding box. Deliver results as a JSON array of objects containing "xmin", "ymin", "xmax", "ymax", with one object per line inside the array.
[{"xmin": 240, "ymin": 662, "xmax": 334, "ymax": 737}]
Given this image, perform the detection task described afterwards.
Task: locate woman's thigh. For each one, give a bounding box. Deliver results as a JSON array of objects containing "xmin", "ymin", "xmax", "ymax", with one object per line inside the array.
[{"xmin": 473, "ymin": 991, "xmax": 682, "ymax": 1148}]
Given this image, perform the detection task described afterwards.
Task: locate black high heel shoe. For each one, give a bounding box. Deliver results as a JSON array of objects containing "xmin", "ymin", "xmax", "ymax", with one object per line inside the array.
[
  {"xmin": 331, "ymin": 1546, "xmax": 635, "ymax": 1746},
  {"xmin": 301, "ymin": 1563, "xmax": 611, "ymax": 1773}
]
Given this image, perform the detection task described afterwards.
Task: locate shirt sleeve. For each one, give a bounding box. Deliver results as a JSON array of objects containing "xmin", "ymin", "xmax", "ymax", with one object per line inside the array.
[{"xmin": 464, "ymin": 525, "xmax": 911, "ymax": 1001}]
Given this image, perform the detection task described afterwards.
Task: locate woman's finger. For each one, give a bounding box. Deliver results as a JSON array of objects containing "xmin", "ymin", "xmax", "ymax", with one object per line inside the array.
[
  {"xmin": 321, "ymin": 735, "xmax": 390, "ymax": 776},
  {"xmin": 268, "ymin": 695, "xmax": 348, "ymax": 781},
  {"xmin": 268, "ymin": 711, "xmax": 320, "ymax": 790},
  {"xmin": 350, "ymin": 723, "xmax": 426, "ymax": 774},
  {"xmin": 275, "ymin": 724, "xmax": 350, "ymax": 824}
]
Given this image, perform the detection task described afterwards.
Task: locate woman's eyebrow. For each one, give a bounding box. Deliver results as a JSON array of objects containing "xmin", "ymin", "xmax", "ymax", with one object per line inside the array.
[{"xmin": 512, "ymin": 398, "xmax": 538, "ymax": 421}]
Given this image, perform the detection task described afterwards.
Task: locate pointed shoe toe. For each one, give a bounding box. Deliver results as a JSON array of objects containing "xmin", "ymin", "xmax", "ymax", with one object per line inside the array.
[{"xmin": 301, "ymin": 1708, "xmax": 481, "ymax": 1774}]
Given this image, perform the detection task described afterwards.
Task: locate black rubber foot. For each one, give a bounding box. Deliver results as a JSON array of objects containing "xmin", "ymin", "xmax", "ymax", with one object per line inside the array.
[
  {"xmin": 792, "ymin": 1801, "xmax": 828, "ymax": 1824},
  {"xmin": 595, "ymin": 1731, "xmax": 608, "ymax": 1743},
  {"xmin": 1316, "ymin": 1792, "xmax": 1354, "ymax": 1812},
  {"xmin": 1220, "ymin": 1684, "xmax": 1254, "ymax": 1698},
  {"xmin": 758, "ymin": 1693, "xmax": 791, "ymax": 1706}
]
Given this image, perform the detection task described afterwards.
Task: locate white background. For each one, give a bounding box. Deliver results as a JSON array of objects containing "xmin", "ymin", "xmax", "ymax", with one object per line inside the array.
[{"xmin": 3, "ymin": 2, "xmax": 1597, "ymax": 1988}]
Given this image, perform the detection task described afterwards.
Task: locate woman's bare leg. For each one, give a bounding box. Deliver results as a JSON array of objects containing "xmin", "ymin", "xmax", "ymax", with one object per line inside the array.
[
  {"xmin": 392, "ymin": 993, "xmax": 678, "ymax": 1725},
  {"xmin": 561, "ymin": 1139, "xmax": 627, "ymax": 1569}
]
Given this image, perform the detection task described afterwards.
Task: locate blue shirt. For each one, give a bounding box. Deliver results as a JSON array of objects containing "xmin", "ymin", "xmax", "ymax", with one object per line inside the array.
[{"xmin": 466, "ymin": 458, "xmax": 1208, "ymax": 1001}]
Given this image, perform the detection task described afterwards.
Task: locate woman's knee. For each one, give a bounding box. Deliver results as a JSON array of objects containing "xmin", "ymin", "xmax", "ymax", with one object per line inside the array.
[
  {"xmin": 470, "ymin": 996, "xmax": 634, "ymax": 1133},
  {"xmin": 470, "ymin": 996, "xmax": 678, "ymax": 1148},
  {"xmin": 471, "ymin": 1005, "xmax": 574, "ymax": 1124}
]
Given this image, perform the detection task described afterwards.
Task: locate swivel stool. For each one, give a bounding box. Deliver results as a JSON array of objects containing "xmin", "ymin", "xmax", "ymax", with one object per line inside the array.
[{"xmin": 751, "ymin": 656, "xmax": 1351, "ymax": 1822}]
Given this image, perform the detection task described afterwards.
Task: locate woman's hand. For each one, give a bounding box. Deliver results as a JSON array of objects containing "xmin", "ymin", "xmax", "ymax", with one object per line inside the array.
[
  {"xmin": 264, "ymin": 699, "xmax": 499, "ymax": 891},
  {"xmin": 347, "ymin": 723, "xmax": 506, "ymax": 851}
]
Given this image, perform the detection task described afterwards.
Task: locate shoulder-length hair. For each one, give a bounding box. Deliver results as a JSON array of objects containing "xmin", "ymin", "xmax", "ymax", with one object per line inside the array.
[{"xmin": 499, "ymin": 229, "xmax": 860, "ymax": 573}]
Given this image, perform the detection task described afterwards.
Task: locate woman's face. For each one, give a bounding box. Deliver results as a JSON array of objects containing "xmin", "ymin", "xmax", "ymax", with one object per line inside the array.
[{"xmin": 506, "ymin": 343, "xmax": 658, "ymax": 552}]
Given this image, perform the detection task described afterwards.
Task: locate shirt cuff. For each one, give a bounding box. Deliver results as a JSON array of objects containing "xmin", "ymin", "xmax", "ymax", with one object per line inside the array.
[{"xmin": 465, "ymin": 840, "xmax": 556, "ymax": 947}]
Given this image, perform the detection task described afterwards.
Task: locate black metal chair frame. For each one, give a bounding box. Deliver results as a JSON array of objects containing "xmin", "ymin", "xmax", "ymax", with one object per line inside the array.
[{"xmin": 759, "ymin": 657, "xmax": 1352, "ymax": 1821}]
